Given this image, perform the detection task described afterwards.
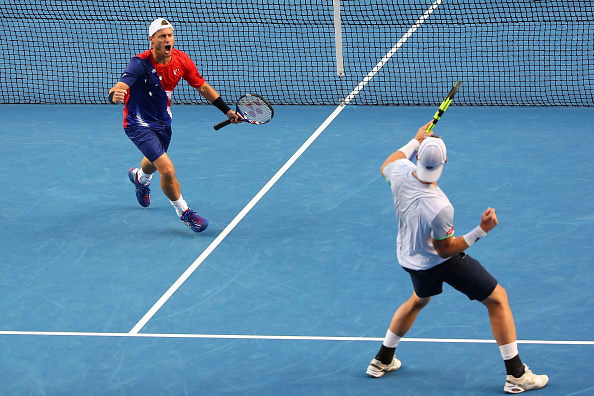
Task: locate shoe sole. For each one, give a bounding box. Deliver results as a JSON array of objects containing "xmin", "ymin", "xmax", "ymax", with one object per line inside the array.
[
  {"xmin": 504, "ymin": 382, "xmax": 548, "ymax": 394},
  {"xmin": 128, "ymin": 167, "xmax": 136, "ymax": 184},
  {"xmin": 185, "ymin": 221, "xmax": 209, "ymax": 233},
  {"xmin": 366, "ymin": 368, "xmax": 386, "ymax": 378}
]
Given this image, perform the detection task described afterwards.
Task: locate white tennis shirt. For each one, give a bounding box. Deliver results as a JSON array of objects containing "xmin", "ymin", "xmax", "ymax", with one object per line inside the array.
[{"xmin": 382, "ymin": 159, "xmax": 455, "ymax": 270}]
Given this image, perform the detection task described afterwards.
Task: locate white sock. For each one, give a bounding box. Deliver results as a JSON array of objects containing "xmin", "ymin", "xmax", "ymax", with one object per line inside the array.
[
  {"xmin": 499, "ymin": 341, "xmax": 519, "ymax": 360},
  {"xmin": 137, "ymin": 169, "xmax": 152, "ymax": 185},
  {"xmin": 383, "ymin": 329, "xmax": 402, "ymax": 348},
  {"xmin": 170, "ymin": 195, "xmax": 189, "ymax": 217}
]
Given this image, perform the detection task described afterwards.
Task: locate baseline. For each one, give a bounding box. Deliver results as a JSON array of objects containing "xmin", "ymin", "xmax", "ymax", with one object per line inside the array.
[{"xmin": 2, "ymin": 331, "xmax": 593, "ymax": 346}]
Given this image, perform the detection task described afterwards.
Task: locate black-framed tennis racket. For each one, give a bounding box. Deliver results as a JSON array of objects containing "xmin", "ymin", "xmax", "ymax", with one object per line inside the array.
[
  {"xmin": 214, "ymin": 93, "xmax": 274, "ymax": 130},
  {"xmin": 426, "ymin": 80, "xmax": 461, "ymax": 133}
]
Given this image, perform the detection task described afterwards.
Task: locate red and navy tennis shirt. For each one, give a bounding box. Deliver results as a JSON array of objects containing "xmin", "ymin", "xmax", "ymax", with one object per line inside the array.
[{"xmin": 118, "ymin": 48, "xmax": 206, "ymax": 129}]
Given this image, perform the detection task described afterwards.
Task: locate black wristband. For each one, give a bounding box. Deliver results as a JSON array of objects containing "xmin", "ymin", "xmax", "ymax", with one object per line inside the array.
[
  {"xmin": 212, "ymin": 96, "xmax": 231, "ymax": 114},
  {"xmin": 108, "ymin": 91, "xmax": 116, "ymax": 104}
]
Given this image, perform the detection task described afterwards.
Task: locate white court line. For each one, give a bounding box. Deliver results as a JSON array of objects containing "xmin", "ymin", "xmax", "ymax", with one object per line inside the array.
[
  {"xmin": 128, "ymin": 0, "xmax": 443, "ymax": 335},
  {"xmin": 1, "ymin": 331, "xmax": 593, "ymax": 345}
]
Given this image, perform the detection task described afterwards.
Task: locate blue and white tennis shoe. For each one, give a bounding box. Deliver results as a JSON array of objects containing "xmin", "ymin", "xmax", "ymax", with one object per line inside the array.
[
  {"xmin": 180, "ymin": 208, "xmax": 209, "ymax": 233},
  {"xmin": 128, "ymin": 167, "xmax": 151, "ymax": 208}
]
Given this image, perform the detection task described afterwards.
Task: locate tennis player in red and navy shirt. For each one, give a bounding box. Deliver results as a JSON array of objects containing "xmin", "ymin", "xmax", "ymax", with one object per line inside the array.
[{"xmin": 109, "ymin": 18, "xmax": 239, "ymax": 232}]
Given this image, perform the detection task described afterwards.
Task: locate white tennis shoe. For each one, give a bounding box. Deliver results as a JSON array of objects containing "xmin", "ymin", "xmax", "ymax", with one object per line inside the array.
[
  {"xmin": 366, "ymin": 357, "xmax": 402, "ymax": 378},
  {"xmin": 504, "ymin": 364, "xmax": 549, "ymax": 393}
]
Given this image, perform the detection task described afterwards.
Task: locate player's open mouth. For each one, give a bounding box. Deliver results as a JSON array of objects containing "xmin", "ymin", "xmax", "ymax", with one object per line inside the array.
[{"xmin": 165, "ymin": 45, "xmax": 171, "ymax": 51}]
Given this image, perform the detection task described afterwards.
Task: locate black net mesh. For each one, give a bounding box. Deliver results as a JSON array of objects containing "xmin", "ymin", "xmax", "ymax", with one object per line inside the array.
[{"xmin": 2, "ymin": 0, "xmax": 592, "ymax": 105}]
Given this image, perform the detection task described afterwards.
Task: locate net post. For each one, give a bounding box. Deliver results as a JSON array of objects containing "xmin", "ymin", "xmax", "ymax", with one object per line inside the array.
[{"xmin": 333, "ymin": 0, "xmax": 345, "ymax": 77}]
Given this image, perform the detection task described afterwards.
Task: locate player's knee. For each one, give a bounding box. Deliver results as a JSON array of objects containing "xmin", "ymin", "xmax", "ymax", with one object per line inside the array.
[
  {"xmin": 493, "ymin": 284, "xmax": 508, "ymax": 300},
  {"xmin": 159, "ymin": 167, "xmax": 176, "ymax": 182},
  {"xmin": 410, "ymin": 293, "xmax": 431, "ymax": 310},
  {"xmin": 482, "ymin": 284, "xmax": 509, "ymax": 307}
]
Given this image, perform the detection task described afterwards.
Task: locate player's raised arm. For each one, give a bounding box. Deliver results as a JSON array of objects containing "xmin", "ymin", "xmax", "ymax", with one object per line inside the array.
[
  {"xmin": 432, "ymin": 207, "xmax": 498, "ymax": 258},
  {"xmin": 380, "ymin": 121, "xmax": 433, "ymax": 175}
]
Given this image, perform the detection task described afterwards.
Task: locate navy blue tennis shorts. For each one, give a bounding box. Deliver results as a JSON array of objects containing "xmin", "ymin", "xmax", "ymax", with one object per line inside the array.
[
  {"xmin": 125, "ymin": 125, "xmax": 172, "ymax": 163},
  {"xmin": 403, "ymin": 253, "xmax": 498, "ymax": 301}
]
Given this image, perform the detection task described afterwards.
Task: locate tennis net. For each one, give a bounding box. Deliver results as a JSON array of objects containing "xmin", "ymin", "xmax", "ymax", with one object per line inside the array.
[{"xmin": 2, "ymin": 0, "xmax": 592, "ymax": 105}]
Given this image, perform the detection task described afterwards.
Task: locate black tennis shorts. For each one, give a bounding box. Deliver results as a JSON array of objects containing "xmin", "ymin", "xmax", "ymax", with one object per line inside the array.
[{"xmin": 403, "ymin": 253, "xmax": 498, "ymax": 301}]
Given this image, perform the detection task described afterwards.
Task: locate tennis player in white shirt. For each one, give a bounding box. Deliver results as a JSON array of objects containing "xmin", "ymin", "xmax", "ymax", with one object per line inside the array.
[{"xmin": 366, "ymin": 121, "xmax": 548, "ymax": 394}]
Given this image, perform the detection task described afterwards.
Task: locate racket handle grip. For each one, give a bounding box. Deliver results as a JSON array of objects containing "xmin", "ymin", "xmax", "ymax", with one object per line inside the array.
[{"xmin": 214, "ymin": 119, "xmax": 232, "ymax": 131}]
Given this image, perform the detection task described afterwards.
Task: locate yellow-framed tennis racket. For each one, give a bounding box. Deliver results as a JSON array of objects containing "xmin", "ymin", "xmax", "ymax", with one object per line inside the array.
[{"xmin": 426, "ymin": 81, "xmax": 462, "ymax": 133}]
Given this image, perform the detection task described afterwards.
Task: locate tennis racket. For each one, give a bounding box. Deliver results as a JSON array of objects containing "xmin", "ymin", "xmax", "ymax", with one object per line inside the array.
[
  {"xmin": 426, "ymin": 80, "xmax": 462, "ymax": 133},
  {"xmin": 214, "ymin": 93, "xmax": 274, "ymax": 130}
]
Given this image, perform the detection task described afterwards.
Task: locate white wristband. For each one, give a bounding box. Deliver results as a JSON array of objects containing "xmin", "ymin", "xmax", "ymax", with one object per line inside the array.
[
  {"xmin": 398, "ymin": 138, "xmax": 420, "ymax": 160},
  {"xmin": 463, "ymin": 225, "xmax": 487, "ymax": 247}
]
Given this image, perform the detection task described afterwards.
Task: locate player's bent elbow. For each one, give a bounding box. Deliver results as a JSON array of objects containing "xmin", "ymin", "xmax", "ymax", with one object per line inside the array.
[
  {"xmin": 435, "ymin": 248, "xmax": 452, "ymax": 259},
  {"xmin": 432, "ymin": 237, "xmax": 461, "ymax": 259}
]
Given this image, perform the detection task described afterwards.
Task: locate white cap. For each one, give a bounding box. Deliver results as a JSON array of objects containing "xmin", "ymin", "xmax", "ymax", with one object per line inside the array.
[
  {"xmin": 149, "ymin": 18, "xmax": 174, "ymax": 38},
  {"xmin": 416, "ymin": 137, "xmax": 447, "ymax": 183}
]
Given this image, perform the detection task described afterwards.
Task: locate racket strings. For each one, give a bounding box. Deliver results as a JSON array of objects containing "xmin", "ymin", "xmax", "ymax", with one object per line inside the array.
[{"xmin": 238, "ymin": 96, "xmax": 273, "ymax": 124}]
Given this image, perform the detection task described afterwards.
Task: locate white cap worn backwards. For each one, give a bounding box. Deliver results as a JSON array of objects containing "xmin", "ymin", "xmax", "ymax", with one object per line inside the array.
[
  {"xmin": 149, "ymin": 18, "xmax": 174, "ymax": 38},
  {"xmin": 416, "ymin": 137, "xmax": 447, "ymax": 183}
]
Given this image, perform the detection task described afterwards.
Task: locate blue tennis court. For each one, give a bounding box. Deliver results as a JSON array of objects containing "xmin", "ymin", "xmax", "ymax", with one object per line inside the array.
[
  {"xmin": 2, "ymin": 0, "xmax": 593, "ymax": 394},
  {"xmin": 1, "ymin": 103, "xmax": 593, "ymax": 395}
]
